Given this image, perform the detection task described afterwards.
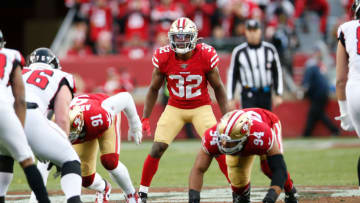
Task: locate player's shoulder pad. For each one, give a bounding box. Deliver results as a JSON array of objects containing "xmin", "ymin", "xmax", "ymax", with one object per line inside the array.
[
  {"xmin": 199, "ymin": 43, "xmax": 219, "ymax": 69},
  {"xmin": 57, "ymin": 70, "xmax": 76, "ymax": 93},
  {"xmin": 152, "ymin": 45, "xmax": 171, "ymax": 69}
]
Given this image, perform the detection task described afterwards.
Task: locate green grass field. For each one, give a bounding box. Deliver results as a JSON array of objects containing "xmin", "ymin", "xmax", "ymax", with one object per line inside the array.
[{"xmin": 8, "ymin": 137, "xmax": 360, "ymax": 192}]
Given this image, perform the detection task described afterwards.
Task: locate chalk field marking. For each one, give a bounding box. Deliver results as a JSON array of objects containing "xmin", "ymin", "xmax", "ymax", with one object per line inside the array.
[{"xmin": 6, "ymin": 187, "xmax": 360, "ymax": 203}]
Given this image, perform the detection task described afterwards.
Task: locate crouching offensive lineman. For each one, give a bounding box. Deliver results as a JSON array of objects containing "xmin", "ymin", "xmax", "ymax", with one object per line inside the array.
[{"xmin": 189, "ymin": 108, "xmax": 298, "ymax": 203}]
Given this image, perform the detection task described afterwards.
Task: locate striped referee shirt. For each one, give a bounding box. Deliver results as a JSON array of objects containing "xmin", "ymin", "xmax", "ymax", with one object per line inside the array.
[{"xmin": 227, "ymin": 41, "xmax": 283, "ymax": 100}]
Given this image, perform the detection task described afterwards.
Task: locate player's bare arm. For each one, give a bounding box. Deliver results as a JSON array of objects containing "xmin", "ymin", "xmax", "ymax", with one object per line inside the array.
[
  {"xmin": 189, "ymin": 149, "xmax": 213, "ymax": 191},
  {"xmin": 336, "ymin": 41, "xmax": 349, "ymax": 101},
  {"xmin": 10, "ymin": 64, "xmax": 26, "ymax": 127},
  {"xmin": 206, "ymin": 67, "xmax": 229, "ymax": 115},
  {"xmin": 263, "ymin": 137, "xmax": 288, "ymax": 203},
  {"xmin": 143, "ymin": 68, "xmax": 165, "ymax": 119},
  {"xmin": 334, "ymin": 40, "xmax": 355, "ymax": 131},
  {"xmin": 54, "ymin": 85, "xmax": 72, "ymax": 134}
]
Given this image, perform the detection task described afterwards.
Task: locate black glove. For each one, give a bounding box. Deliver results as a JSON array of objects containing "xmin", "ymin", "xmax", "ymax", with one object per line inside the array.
[{"xmin": 263, "ymin": 188, "xmax": 278, "ymax": 203}]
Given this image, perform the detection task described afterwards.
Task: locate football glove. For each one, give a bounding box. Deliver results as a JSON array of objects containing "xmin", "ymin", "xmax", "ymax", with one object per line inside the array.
[
  {"xmin": 141, "ymin": 118, "xmax": 151, "ymax": 136},
  {"xmin": 128, "ymin": 125, "xmax": 142, "ymax": 145},
  {"xmin": 335, "ymin": 114, "xmax": 354, "ymax": 131}
]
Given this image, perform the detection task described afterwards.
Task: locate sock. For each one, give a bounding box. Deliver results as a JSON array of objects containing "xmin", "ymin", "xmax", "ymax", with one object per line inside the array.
[
  {"xmin": 24, "ymin": 165, "xmax": 50, "ymax": 203},
  {"xmin": 215, "ymin": 155, "xmax": 230, "ymax": 183},
  {"xmin": 67, "ymin": 196, "xmax": 81, "ymax": 203},
  {"xmin": 0, "ymin": 196, "xmax": 4, "ymax": 203},
  {"xmin": 87, "ymin": 173, "xmax": 106, "ymax": 192},
  {"xmin": 231, "ymin": 183, "xmax": 250, "ymax": 195},
  {"xmin": 284, "ymin": 172, "xmax": 294, "ymax": 193},
  {"xmin": 108, "ymin": 161, "xmax": 135, "ymax": 195},
  {"xmin": 29, "ymin": 162, "xmax": 51, "ymax": 203},
  {"xmin": 140, "ymin": 154, "xmax": 160, "ymax": 187},
  {"xmin": 0, "ymin": 172, "xmax": 13, "ymax": 197},
  {"xmin": 358, "ymin": 156, "xmax": 360, "ymax": 187},
  {"xmin": 139, "ymin": 185, "xmax": 149, "ymax": 194},
  {"xmin": 61, "ymin": 174, "xmax": 82, "ymax": 200}
]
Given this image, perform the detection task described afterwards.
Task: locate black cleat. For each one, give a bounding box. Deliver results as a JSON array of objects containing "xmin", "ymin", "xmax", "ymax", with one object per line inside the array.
[
  {"xmin": 232, "ymin": 187, "xmax": 250, "ymax": 203},
  {"xmin": 138, "ymin": 192, "xmax": 147, "ymax": 203},
  {"xmin": 285, "ymin": 187, "xmax": 299, "ymax": 203}
]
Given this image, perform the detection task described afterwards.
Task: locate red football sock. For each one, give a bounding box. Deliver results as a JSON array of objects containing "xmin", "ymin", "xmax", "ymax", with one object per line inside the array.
[
  {"xmin": 260, "ymin": 159, "xmax": 272, "ymax": 178},
  {"xmin": 215, "ymin": 155, "xmax": 230, "ymax": 183},
  {"xmin": 140, "ymin": 154, "xmax": 160, "ymax": 187},
  {"xmin": 284, "ymin": 172, "xmax": 294, "ymax": 193}
]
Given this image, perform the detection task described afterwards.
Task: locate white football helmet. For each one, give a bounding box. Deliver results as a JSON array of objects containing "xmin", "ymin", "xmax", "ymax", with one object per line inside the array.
[
  {"xmin": 168, "ymin": 17, "xmax": 198, "ymax": 54},
  {"xmin": 217, "ymin": 110, "xmax": 252, "ymax": 155}
]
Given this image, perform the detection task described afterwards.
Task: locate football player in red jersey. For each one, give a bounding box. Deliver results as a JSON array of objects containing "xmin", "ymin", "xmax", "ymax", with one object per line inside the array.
[
  {"xmin": 192, "ymin": 108, "xmax": 298, "ymax": 203},
  {"xmin": 138, "ymin": 17, "xmax": 229, "ymax": 202},
  {"xmin": 69, "ymin": 92, "xmax": 142, "ymax": 203}
]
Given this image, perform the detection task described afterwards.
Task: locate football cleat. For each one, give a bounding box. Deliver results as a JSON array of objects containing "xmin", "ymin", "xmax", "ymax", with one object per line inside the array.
[
  {"xmin": 285, "ymin": 187, "xmax": 299, "ymax": 203},
  {"xmin": 125, "ymin": 192, "xmax": 139, "ymax": 203},
  {"xmin": 232, "ymin": 186, "xmax": 250, "ymax": 203},
  {"xmin": 138, "ymin": 192, "xmax": 147, "ymax": 203},
  {"xmin": 95, "ymin": 180, "xmax": 111, "ymax": 203}
]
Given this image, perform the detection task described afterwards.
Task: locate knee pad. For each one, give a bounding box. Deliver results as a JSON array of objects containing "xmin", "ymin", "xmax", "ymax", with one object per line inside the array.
[
  {"xmin": 61, "ymin": 160, "xmax": 81, "ymax": 177},
  {"xmin": 82, "ymin": 173, "xmax": 95, "ymax": 187},
  {"xmin": 0, "ymin": 155, "xmax": 14, "ymax": 173},
  {"xmin": 100, "ymin": 153, "xmax": 119, "ymax": 170}
]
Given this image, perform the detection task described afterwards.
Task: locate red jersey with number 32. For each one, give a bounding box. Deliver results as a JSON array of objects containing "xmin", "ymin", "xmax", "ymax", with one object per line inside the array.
[
  {"xmin": 70, "ymin": 93, "xmax": 112, "ymax": 143},
  {"xmin": 22, "ymin": 63, "xmax": 76, "ymax": 116},
  {"xmin": 202, "ymin": 108, "xmax": 281, "ymax": 156},
  {"xmin": 152, "ymin": 43, "xmax": 219, "ymax": 109}
]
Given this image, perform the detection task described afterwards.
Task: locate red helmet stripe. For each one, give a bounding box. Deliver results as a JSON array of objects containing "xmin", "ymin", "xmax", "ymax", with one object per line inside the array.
[
  {"xmin": 177, "ymin": 19, "xmax": 182, "ymax": 29},
  {"xmin": 225, "ymin": 111, "xmax": 243, "ymax": 136},
  {"xmin": 181, "ymin": 18, "xmax": 185, "ymax": 28}
]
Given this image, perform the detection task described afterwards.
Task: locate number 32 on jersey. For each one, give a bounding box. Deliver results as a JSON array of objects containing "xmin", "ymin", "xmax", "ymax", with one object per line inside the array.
[{"xmin": 169, "ymin": 74, "xmax": 202, "ymax": 99}]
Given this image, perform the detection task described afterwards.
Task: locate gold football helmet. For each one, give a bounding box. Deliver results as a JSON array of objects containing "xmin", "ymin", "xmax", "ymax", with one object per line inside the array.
[
  {"xmin": 168, "ymin": 17, "xmax": 198, "ymax": 54},
  {"xmin": 69, "ymin": 105, "xmax": 84, "ymax": 143},
  {"xmin": 217, "ymin": 110, "xmax": 252, "ymax": 154}
]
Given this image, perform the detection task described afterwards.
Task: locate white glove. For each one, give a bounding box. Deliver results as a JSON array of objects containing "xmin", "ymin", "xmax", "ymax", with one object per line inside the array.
[
  {"xmin": 335, "ymin": 114, "xmax": 354, "ymax": 131},
  {"xmin": 128, "ymin": 125, "xmax": 143, "ymax": 145},
  {"xmin": 336, "ymin": 100, "xmax": 355, "ymax": 131}
]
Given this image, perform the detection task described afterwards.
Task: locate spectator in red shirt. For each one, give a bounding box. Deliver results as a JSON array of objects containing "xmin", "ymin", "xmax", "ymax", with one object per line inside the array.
[
  {"xmin": 222, "ymin": 0, "xmax": 262, "ymax": 37},
  {"xmin": 67, "ymin": 22, "xmax": 94, "ymax": 57},
  {"xmin": 294, "ymin": 0, "xmax": 329, "ymax": 37},
  {"xmin": 151, "ymin": 0, "xmax": 184, "ymax": 35},
  {"xmin": 185, "ymin": 0, "xmax": 217, "ymax": 37},
  {"xmin": 88, "ymin": 0, "xmax": 113, "ymax": 43},
  {"xmin": 123, "ymin": 0, "xmax": 151, "ymax": 42}
]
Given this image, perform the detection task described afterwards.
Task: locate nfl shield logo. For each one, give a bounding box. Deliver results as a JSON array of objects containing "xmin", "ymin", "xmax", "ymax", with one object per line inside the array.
[{"xmin": 181, "ymin": 64, "xmax": 188, "ymax": 69}]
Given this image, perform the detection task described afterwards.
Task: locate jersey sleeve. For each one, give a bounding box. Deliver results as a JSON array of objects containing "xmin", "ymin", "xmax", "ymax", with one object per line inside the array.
[
  {"xmin": 242, "ymin": 121, "xmax": 273, "ymax": 156},
  {"xmin": 12, "ymin": 50, "xmax": 25, "ymax": 68},
  {"xmin": 201, "ymin": 126, "xmax": 221, "ymax": 156},
  {"xmin": 201, "ymin": 43, "xmax": 219, "ymax": 72},
  {"xmin": 337, "ymin": 24, "xmax": 345, "ymax": 48},
  {"xmin": 64, "ymin": 73, "xmax": 76, "ymax": 94},
  {"xmin": 152, "ymin": 45, "xmax": 171, "ymax": 72}
]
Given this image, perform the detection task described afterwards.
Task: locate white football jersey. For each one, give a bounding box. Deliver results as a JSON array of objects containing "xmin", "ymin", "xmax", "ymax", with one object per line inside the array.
[
  {"xmin": 338, "ymin": 20, "xmax": 360, "ymax": 80},
  {"xmin": 22, "ymin": 62, "xmax": 76, "ymax": 115},
  {"xmin": 0, "ymin": 48, "xmax": 24, "ymax": 104}
]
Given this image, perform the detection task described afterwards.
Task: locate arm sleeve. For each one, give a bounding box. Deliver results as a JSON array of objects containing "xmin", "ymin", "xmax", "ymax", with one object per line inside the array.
[
  {"xmin": 101, "ymin": 92, "xmax": 141, "ymax": 128},
  {"xmin": 267, "ymin": 154, "xmax": 287, "ymax": 189},
  {"xmin": 271, "ymin": 48, "xmax": 283, "ymax": 95},
  {"xmin": 227, "ymin": 47, "xmax": 241, "ymax": 100}
]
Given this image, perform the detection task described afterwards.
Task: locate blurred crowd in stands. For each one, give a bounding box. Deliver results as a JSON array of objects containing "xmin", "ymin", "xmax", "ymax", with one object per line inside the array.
[{"xmin": 64, "ymin": 0, "xmax": 355, "ymax": 91}]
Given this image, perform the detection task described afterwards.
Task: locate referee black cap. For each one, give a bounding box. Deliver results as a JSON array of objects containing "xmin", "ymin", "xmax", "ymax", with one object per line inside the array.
[{"xmin": 246, "ymin": 19, "xmax": 260, "ymax": 30}]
